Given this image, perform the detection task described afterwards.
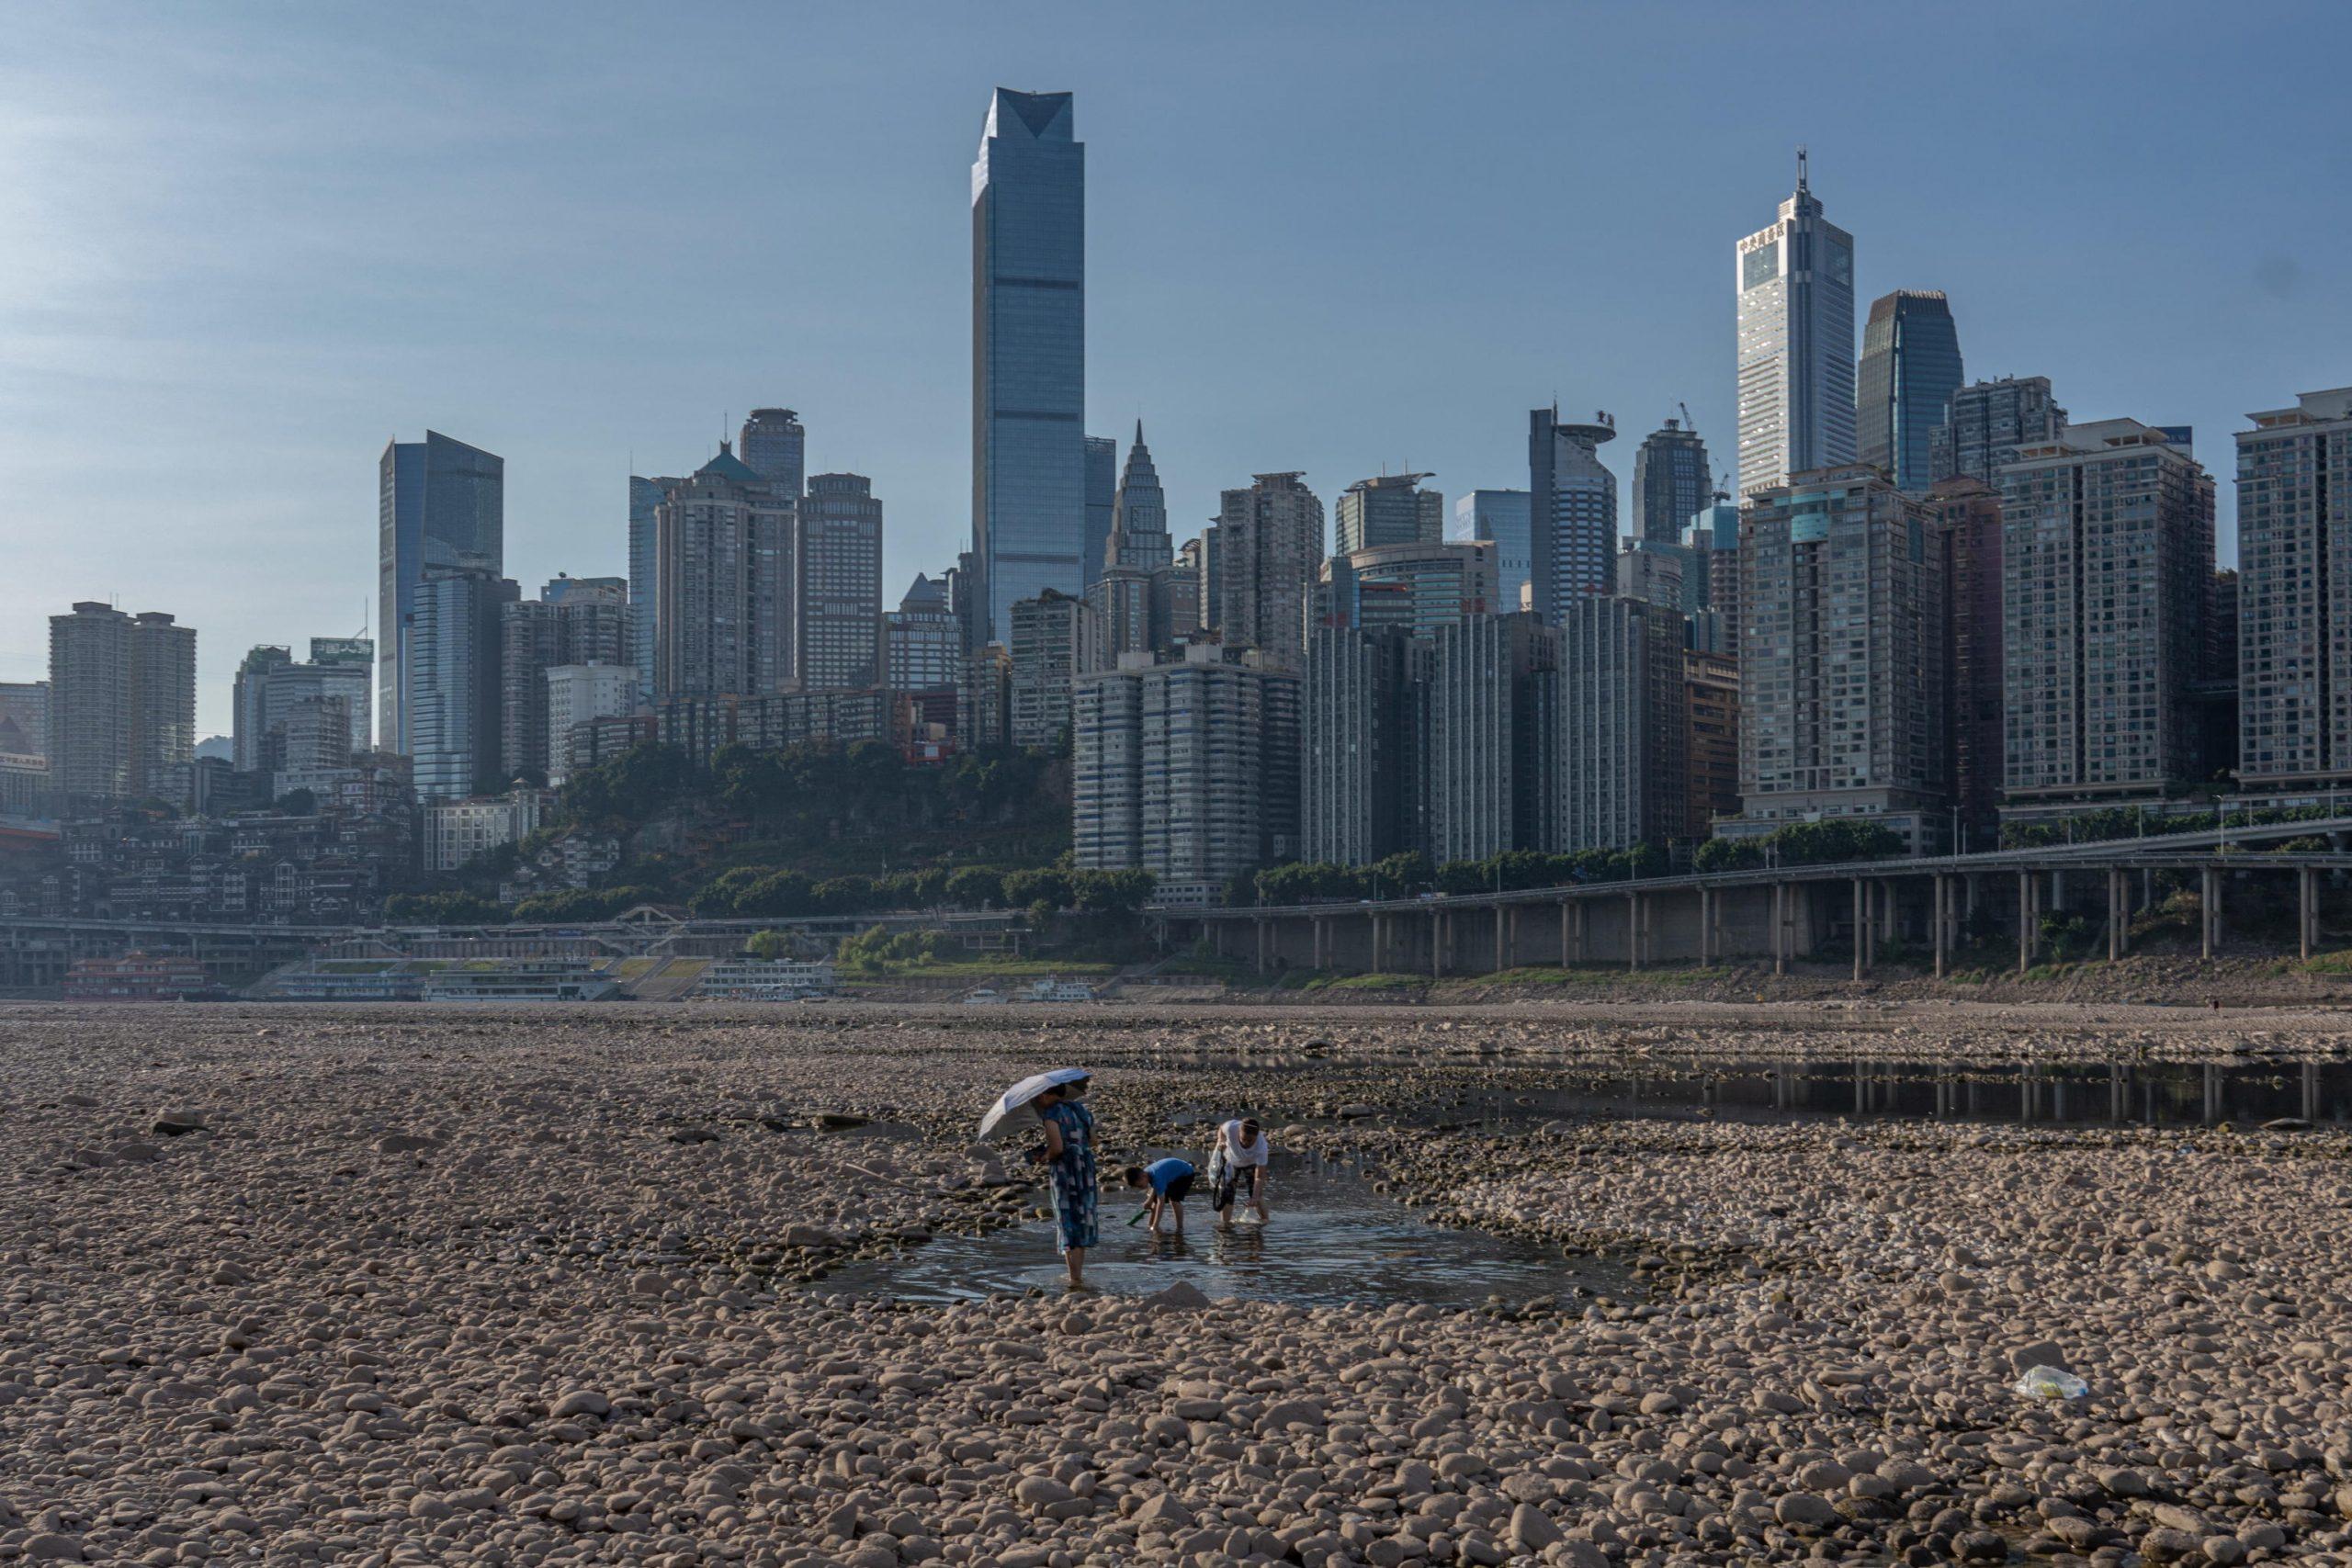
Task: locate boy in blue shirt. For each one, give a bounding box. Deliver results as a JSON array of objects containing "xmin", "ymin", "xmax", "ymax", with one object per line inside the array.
[{"xmin": 1121, "ymin": 1156, "xmax": 1196, "ymax": 1235}]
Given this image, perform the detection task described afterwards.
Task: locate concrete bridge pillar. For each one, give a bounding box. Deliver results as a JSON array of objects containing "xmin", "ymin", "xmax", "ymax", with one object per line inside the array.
[
  {"xmin": 1430, "ymin": 908, "xmax": 1444, "ymax": 978},
  {"xmin": 1494, "ymin": 905, "xmax": 1509, "ymax": 972},
  {"xmin": 2200, "ymin": 866, "xmax": 2222, "ymax": 960},
  {"xmin": 1699, "ymin": 886, "xmax": 1715, "ymax": 965},
  {"xmin": 2108, "ymin": 868, "xmax": 2129, "ymax": 962},
  {"xmin": 1254, "ymin": 918, "xmax": 1270, "ymax": 976},
  {"xmin": 1626, "ymin": 891, "xmax": 1641, "ymax": 970},
  {"xmin": 1852, "ymin": 878, "xmax": 1870, "ymax": 980},
  {"xmin": 1771, "ymin": 883, "xmax": 1787, "ymax": 976},
  {"xmin": 2017, "ymin": 870, "xmax": 2036, "ymax": 975},
  {"xmin": 2301, "ymin": 867, "xmax": 2317, "ymax": 961}
]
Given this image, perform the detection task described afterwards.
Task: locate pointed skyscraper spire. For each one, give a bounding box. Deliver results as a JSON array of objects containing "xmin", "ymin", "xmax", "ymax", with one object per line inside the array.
[{"xmin": 1105, "ymin": 424, "xmax": 1171, "ymax": 571}]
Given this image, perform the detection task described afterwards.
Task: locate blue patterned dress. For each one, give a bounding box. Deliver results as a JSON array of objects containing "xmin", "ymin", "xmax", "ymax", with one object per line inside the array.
[{"xmin": 1040, "ymin": 1100, "xmax": 1099, "ymax": 1252}]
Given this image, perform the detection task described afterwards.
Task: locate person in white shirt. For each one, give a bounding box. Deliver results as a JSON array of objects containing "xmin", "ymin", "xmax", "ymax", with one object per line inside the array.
[{"xmin": 1209, "ymin": 1116, "xmax": 1271, "ymax": 1227}]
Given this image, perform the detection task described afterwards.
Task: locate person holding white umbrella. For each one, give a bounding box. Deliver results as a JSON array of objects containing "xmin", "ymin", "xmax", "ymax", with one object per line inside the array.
[{"xmin": 978, "ymin": 1067, "xmax": 1099, "ymax": 1290}]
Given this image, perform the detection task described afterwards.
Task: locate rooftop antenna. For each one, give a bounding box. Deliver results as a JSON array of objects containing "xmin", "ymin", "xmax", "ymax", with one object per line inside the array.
[{"xmin": 1796, "ymin": 145, "xmax": 1809, "ymax": 194}]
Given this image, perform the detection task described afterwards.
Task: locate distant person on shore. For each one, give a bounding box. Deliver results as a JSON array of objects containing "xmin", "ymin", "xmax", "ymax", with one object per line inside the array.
[
  {"xmin": 1123, "ymin": 1156, "xmax": 1195, "ymax": 1235},
  {"xmin": 1210, "ymin": 1116, "xmax": 1271, "ymax": 1228},
  {"xmin": 1029, "ymin": 1077, "xmax": 1097, "ymax": 1288}
]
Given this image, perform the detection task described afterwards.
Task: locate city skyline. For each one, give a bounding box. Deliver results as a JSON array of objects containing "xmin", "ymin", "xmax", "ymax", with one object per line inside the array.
[{"xmin": 5, "ymin": 4, "xmax": 2348, "ymax": 731}]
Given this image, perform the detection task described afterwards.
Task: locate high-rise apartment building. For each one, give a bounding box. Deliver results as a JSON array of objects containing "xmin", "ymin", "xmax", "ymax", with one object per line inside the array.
[
  {"xmin": 379, "ymin": 431, "xmax": 503, "ymax": 752},
  {"xmin": 1083, "ymin": 434, "xmax": 1117, "ymax": 592},
  {"xmin": 1683, "ymin": 649, "xmax": 1739, "ymax": 840},
  {"xmin": 1729, "ymin": 466, "xmax": 1947, "ymax": 851},
  {"xmin": 738, "ymin": 409, "xmax": 806, "ymax": 502},
  {"xmin": 1931, "ymin": 376, "xmax": 2065, "ymax": 486},
  {"xmin": 1335, "ymin": 474, "xmax": 1442, "ymax": 556},
  {"xmin": 1735, "ymin": 157, "xmax": 1856, "ymax": 496},
  {"xmin": 233, "ymin": 638, "xmax": 374, "ymax": 773},
  {"xmin": 1631, "ymin": 419, "xmax": 1712, "ymax": 547},
  {"xmin": 1301, "ymin": 626, "xmax": 1431, "ymax": 868},
  {"xmin": 545, "ymin": 664, "xmax": 640, "ymax": 786},
  {"xmin": 1071, "ymin": 644, "xmax": 1300, "ymax": 901},
  {"xmin": 797, "ymin": 473, "xmax": 884, "ymax": 689},
  {"xmin": 971, "ymin": 88, "xmax": 1086, "ymax": 643},
  {"xmin": 47, "ymin": 604, "xmax": 196, "ymax": 804},
  {"xmin": 1925, "ymin": 477, "xmax": 2005, "ymax": 845},
  {"xmin": 1856, "ymin": 290, "xmax": 1963, "ymax": 493},
  {"xmin": 1428, "ymin": 613, "xmax": 1558, "ymax": 863},
  {"xmin": 1208, "ymin": 472, "xmax": 1324, "ymax": 670},
  {"xmin": 1554, "ymin": 596, "xmax": 1688, "ymax": 852},
  {"xmin": 1449, "ymin": 490, "xmax": 1532, "ymax": 612},
  {"xmin": 1614, "ymin": 540, "xmax": 1690, "ymax": 613},
  {"xmin": 1317, "ymin": 540, "xmax": 1499, "ymax": 637},
  {"xmin": 655, "ymin": 442, "xmax": 795, "ymax": 700},
  {"xmin": 958, "ymin": 641, "xmax": 1012, "ymax": 750},
  {"xmin": 1008, "ymin": 590, "xmax": 1106, "ymax": 750},
  {"xmin": 502, "ymin": 578, "xmax": 628, "ymax": 785},
  {"xmin": 885, "ymin": 575, "xmax": 961, "ymax": 694},
  {"xmin": 2237, "ymin": 388, "xmax": 2352, "ymax": 791},
  {"xmin": 410, "ymin": 567, "xmax": 519, "ymax": 800},
  {"xmin": 1528, "ymin": 409, "xmax": 1618, "ymax": 621},
  {"xmin": 1684, "ymin": 495, "xmax": 1742, "ymax": 655},
  {"xmin": 2000, "ymin": 421, "xmax": 2213, "ymax": 810},
  {"xmin": 628, "ymin": 474, "xmax": 675, "ymax": 700}
]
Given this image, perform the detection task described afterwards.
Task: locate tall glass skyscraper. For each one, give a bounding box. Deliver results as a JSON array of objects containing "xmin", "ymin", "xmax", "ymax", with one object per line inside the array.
[
  {"xmin": 1630, "ymin": 418, "xmax": 1713, "ymax": 545},
  {"xmin": 627, "ymin": 474, "xmax": 674, "ymax": 703},
  {"xmin": 1855, "ymin": 290, "xmax": 1962, "ymax": 493},
  {"xmin": 379, "ymin": 431, "xmax": 503, "ymax": 753},
  {"xmin": 1083, "ymin": 434, "xmax": 1116, "ymax": 591},
  {"xmin": 1528, "ymin": 407, "xmax": 1618, "ymax": 623},
  {"xmin": 971, "ymin": 88, "xmax": 1086, "ymax": 644},
  {"xmin": 1735, "ymin": 155, "xmax": 1856, "ymax": 495},
  {"xmin": 1449, "ymin": 490, "xmax": 1532, "ymax": 612}
]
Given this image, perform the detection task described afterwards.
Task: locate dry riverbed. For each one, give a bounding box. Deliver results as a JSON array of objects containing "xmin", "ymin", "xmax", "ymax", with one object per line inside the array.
[{"xmin": 2, "ymin": 1000, "xmax": 2349, "ymax": 1568}]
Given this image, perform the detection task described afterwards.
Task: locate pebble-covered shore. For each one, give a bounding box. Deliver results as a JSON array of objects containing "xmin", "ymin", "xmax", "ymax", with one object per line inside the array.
[{"xmin": 3, "ymin": 1001, "xmax": 2349, "ymax": 1568}]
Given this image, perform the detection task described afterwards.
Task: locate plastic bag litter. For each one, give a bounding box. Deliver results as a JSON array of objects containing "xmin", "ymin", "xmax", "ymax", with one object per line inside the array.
[{"xmin": 2012, "ymin": 1365, "xmax": 2087, "ymax": 1401}]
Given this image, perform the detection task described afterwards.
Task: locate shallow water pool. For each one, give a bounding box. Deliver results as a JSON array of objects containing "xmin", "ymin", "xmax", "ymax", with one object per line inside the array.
[{"xmin": 814, "ymin": 1151, "xmax": 1630, "ymax": 1308}]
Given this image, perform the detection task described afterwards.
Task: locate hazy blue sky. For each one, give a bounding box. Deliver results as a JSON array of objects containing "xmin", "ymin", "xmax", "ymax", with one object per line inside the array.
[{"xmin": 5, "ymin": 1, "xmax": 2348, "ymax": 733}]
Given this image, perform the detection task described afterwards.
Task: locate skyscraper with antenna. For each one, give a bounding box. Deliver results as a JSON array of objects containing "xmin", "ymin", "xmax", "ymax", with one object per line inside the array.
[{"xmin": 1734, "ymin": 150, "xmax": 1856, "ymax": 495}]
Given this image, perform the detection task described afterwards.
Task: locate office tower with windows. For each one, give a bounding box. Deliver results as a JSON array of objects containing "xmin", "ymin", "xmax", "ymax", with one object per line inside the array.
[
  {"xmin": 1317, "ymin": 540, "xmax": 1498, "ymax": 637},
  {"xmin": 0, "ymin": 681, "xmax": 48, "ymax": 760},
  {"xmin": 1925, "ymin": 477, "xmax": 2005, "ymax": 845},
  {"xmin": 1071, "ymin": 643, "xmax": 1300, "ymax": 898},
  {"xmin": 738, "ymin": 409, "xmax": 806, "ymax": 501},
  {"xmin": 379, "ymin": 431, "xmax": 503, "ymax": 752},
  {"xmin": 1428, "ymin": 613, "xmax": 1558, "ymax": 863},
  {"xmin": 797, "ymin": 473, "xmax": 885, "ymax": 689},
  {"xmin": 971, "ymin": 88, "xmax": 1086, "ymax": 642},
  {"xmin": 1728, "ymin": 466, "xmax": 1947, "ymax": 851},
  {"xmin": 234, "ymin": 638, "xmax": 375, "ymax": 773},
  {"xmin": 1683, "ymin": 649, "xmax": 1739, "ymax": 840},
  {"xmin": 1083, "ymin": 434, "xmax": 1116, "ymax": 592},
  {"xmin": 1855, "ymin": 290, "xmax": 1963, "ymax": 492},
  {"xmin": 1735, "ymin": 156, "xmax": 1856, "ymax": 496},
  {"xmin": 502, "ymin": 578, "xmax": 628, "ymax": 784},
  {"xmin": 1302, "ymin": 626, "xmax": 1432, "ymax": 867},
  {"xmin": 409, "ymin": 566, "xmax": 519, "ymax": 800},
  {"xmin": 1009, "ymin": 589, "xmax": 1106, "ymax": 749},
  {"xmin": 1631, "ymin": 419, "xmax": 1712, "ymax": 546},
  {"xmin": 1449, "ymin": 490, "xmax": 1532, "ymax": 612},
  {"xmin": 1335, "ymin": 473, "xmax": 1442, "ymax": 555},
  {"xmin": 1528, "ymin": 408, "xmax": 1618, "ymax": 622},
  {"xmin": 1615, "ymin": 539, "xmax": 1690, "ymax": 613},
  {"xmin": 959, "ymin": 641, "xmax": 1012, "ymax": 749},
  {"xmin": 545, "ymin": 664, "xmax": 640, "ymax": 785},
  {"xmin": 2237, "ymin": 389, "xmax": 2352, "ymax": 790},
  {"xmin": 1554, "ymin": 596, "xmax": 1688, "ymax": 852},
  {"xmin": 628, "ymin": 474, "xmax": 675, "ymax": 700},
  {"xmin": 2000, "ymin": 421, "xmax": 2212, "ymax": 812},
  {"xmin": 1107, "ymin": 423, "xmax": 1170, "ymax": 570},
  {"xmin": 1932, "ymin": 376, "xmax": 2065, "ymax": 485},
  {"xmin": 48, "ymin": 604, "xmax": 197, "ymax": 804},
  {"xmin": 655, "ymin": 442, "xmax": 796, "ymax": 699},
  {"xmin": 886, "ymin": 574, "xmax": 961, "ymax": 694},
  {"xmin": 1207, "ymin": 472, "xmax": 1324, "ymax": 670}
]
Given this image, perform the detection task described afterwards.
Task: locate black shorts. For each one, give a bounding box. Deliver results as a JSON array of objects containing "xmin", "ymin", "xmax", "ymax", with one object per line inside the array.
[
  {"xmin": 1216, "ymin": 1165, "xmax": 1261, "ymax": 1207},
  {"xmin": 1158, "ymin": 1171, "xmax": 1195, "ymax": 1204}
]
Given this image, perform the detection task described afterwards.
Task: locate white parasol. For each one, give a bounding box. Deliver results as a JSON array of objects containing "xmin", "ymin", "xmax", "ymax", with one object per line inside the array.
[{"xmin": 977, "ymin": 1067, "xmax": 1091, "ymax": 1141}]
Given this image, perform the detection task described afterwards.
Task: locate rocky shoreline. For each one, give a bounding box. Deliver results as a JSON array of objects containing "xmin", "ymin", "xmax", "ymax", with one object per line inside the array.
[{"xmin": 3, "ymin": 1001, "xmax": 2349, "ymax": 1566}]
